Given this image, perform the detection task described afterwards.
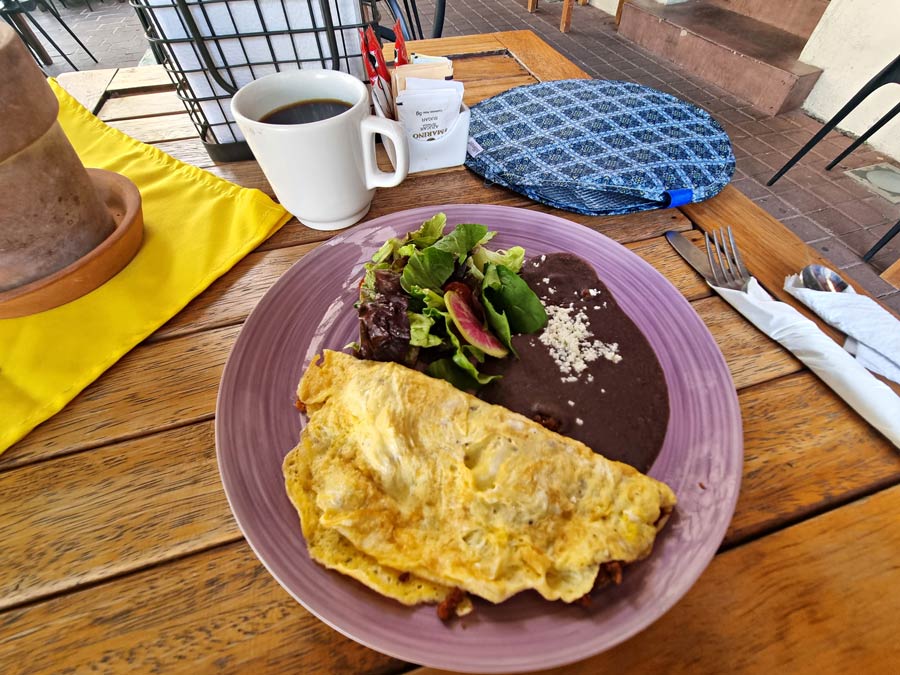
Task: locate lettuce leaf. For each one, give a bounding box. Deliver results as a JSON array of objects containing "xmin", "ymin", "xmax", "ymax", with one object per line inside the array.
[
  {"xmin": 425, "ymin": 358, "xmax": 483, "ymax": 391},
  {"xmin": 408, "ymin": 212, "xmax": 447, "ymax": 248},
  {"xmin": 471, "ymin": 245, "xmax": 525, "ymax": 274},
  {"xmin": 482, "ymin": 263, "xmax": 548, "ymax": 334},
  {"xmin": 400, "ymin": 247, "xmax": 456, "ymax": 293},
  {"xmin": 432, "ymin": 223, "xmax": 490, "ymax": 263},
  {"xmin": 408, "ymin": 311, "xmax": 444, "ymax": 348},
  {"xmin": 480, "ymin": 270, "xmax": 515, "ymax": 355}
]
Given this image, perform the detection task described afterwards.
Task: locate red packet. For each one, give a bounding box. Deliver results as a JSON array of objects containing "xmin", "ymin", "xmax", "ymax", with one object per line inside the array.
[
  {"xmin": 359, "ymin": 26, "xmax": 394, "ymax": 119},
  {"xmin": 394, "ymin": 19, "xmax": 409, "ymax": 66}
]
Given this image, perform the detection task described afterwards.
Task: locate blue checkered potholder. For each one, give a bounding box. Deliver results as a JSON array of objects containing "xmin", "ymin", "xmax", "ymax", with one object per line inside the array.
[{"xmin": 465, "ymin": 80, "xmax": 735, "ymax": 216}]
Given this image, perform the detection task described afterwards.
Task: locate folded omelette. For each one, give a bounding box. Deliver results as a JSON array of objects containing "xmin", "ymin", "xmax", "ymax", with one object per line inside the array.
[{"xmin": 283, "ymin": 350, "xmax": 676, "ymax": 610}]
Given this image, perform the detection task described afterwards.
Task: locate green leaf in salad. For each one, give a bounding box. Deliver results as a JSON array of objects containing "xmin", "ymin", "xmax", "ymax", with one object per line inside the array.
[
  {"xmin": 472, "ymin": 245, "xmax": 525, "ymax": 274},
  {"xmin": 400, "ymin": 247, "xmax": 456, "ymax": 293},
  {"xmin": 370, "ymin": 239, "xmax": 400, "ymax": 265},
  {"xmin": 408, "ymin": 311, "xmax": 444, "ymax": 348},
  {"xmin": 407, "ymin": 285, "xmax": 447, "ymax": 311},
  {"xmin": 479, "ymin": 280, "xmax": 515, "ymax": 355},
  {"xmin": 425, "ymin": 358, "xmax": 484, "ymax": 391},
  {"xmin": 400, "ymin": 223, "xmax": 492, "ymax": 293},
  {"xmin": 482, "ymin": 263, "xmax": 548, "ymax": 334},
  {"xmin": 432, "ymin": 223, "xmax": 491, "ymax": 263},
  {"xmin": 408, "ymin": 212, "xmax": 447, "ymax": 248}
]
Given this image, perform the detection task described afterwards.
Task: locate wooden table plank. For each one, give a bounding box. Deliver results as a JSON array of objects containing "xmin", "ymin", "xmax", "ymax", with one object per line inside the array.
[
  {"xmin": 105, "ymin": 113, "xmax": 199, "ymax": 144},
  {"xmin": 107, "ymin": 64, "xmax": 171, "ymax": 94},
  {"xmin": 495, "ymin": 30, "xmax": 591, "ymax": 81},
  {"xmin": 386, "ymin": 33, "xmax": 505, "ymax": 60},
  {"xmin": 725, "ymin": 371, "xmax": 900, "ymax": 545},
  {"xmin": 464, "ymin": 75, "xmax": 538, "ymax": 105},
  {"xmin": 0, "ymin": 541, "xmax": 405, "ymax": 675},
  {"xmin": 98, "ymin": 90, "xmax": 186, "ymax": 121},
  {"xmin": 0, "ymin": 421, "xmax": 236, "ymax": 611},
  {"xmin": 451, "ymin": 53, "xmax": 533, "ymax": 81},
  {"xmin": 882, "ymin": 256, "xmax": 900, "ymax": 287},
  {"xmin": 409, "ymin": 483, "xmax": 900, "ymax": 674},
  {"xmin": 55, "ymin": 68, "xmax": 117, "ymax": 114}
]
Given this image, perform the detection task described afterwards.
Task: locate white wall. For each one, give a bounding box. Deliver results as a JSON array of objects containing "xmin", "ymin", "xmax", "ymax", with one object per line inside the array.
[
  {"xmin": 587, "ymin": 0, "xmax": 619, "ymax": 15},
  {"xmin": 800, "ymin": 0, "xmax": 900, "ymax": 162}
]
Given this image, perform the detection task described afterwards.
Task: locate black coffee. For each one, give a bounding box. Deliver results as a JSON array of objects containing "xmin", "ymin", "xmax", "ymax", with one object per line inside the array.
[{"xmin": 260, "ymin": 98, "xmax": 352, "ymax": 125}]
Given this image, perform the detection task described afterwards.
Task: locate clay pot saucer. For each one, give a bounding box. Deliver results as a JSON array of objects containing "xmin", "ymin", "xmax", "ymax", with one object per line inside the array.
[{"xmin": 0, "ymin": 169, "xmax": 143, "ymax": 319}]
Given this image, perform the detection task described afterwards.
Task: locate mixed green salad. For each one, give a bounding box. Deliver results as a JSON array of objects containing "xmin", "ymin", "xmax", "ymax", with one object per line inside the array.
[{"xmin": 354, "ymin": 213, "xmax": 548, "ymax": 390}]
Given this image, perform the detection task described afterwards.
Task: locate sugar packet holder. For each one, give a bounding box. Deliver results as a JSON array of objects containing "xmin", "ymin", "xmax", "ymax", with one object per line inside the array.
[{"xmin": 378, "ymin": 101, "xmax": 470, "ymax": 174}]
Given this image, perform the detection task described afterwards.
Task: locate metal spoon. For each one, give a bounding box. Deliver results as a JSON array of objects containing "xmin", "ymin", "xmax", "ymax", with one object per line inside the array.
[{"xmin": 800, "ymin": 264, "xmax": 851, "ymax": 293}]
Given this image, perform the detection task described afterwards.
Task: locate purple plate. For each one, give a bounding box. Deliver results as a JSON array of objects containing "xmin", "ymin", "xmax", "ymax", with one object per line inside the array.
[{"xmin": 216, "ymin": 204, "xmax": 742, "ymax": 673}]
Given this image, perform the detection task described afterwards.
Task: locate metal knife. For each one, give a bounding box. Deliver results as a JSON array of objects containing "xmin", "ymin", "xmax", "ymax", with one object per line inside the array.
[{"xmin": 665, "ymin": 230, "xmax": 713, "ymax": 281}]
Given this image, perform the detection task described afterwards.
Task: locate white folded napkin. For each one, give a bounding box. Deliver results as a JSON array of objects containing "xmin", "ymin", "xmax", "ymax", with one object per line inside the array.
[
  {"xmin": 713, "ymin": 278, "xmax": 900, "ymax": 449},
  {"xmin": 784, "ymin": 275, "xmax": 900, "ymax": 384}
]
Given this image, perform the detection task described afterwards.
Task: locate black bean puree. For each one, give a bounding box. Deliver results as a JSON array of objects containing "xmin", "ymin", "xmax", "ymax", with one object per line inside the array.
[{"xmin": 479, "ymin": 253, "xmax": 669, "ymax": 473}]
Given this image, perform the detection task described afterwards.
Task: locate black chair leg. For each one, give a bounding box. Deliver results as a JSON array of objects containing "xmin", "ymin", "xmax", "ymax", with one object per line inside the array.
[
  {"xmin": 3, "ymin": 13, "xmax": 50, "ymax": 66},
  {"xmin": 42, "ymin": 1, "xmax": 99, "ymax": 62},
  {"xmin": 23, "ymin": 10, "xmax": 79, "ymax": 69},
  {"xmin": 767, "ymin": 54, "xmax": 900, "ymax": 186},
  {"xmin": 826, "ymin": 100, "xmax": 900, "ymax": 171},
  {"xmin": 863, "ymin": 219, "xmax": 900, "ymax": 262},
  {"xmin": 432, "ymin": 0, "xmax": 445, "ymax": 38}
]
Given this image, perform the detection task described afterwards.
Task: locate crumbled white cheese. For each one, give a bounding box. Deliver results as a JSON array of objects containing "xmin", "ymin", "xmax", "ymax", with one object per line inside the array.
[
  {"xmin": 547, "ymin": 286, "xmax": 556, "ymax": 294},
  {"xmin": 587, "ymin": 288, "xmax": 600, "ymax": 297},
  {"xmin": 601, "ymin": 388, "xmax": 606, "ymax": 394},
  {"xmin": 542, "ymin": 277, "xmax": 550, "ymax": 284},
  {"xmin": 567, "ymin": 400, "xmax": 575, "ymax": 407},
  {"xmin": 539, "ymin": 304, "xmax": 623, "ymax": 379},
  {"xmin": 575, "ymin": 418, "xmax": 584, "ymax": 426}
]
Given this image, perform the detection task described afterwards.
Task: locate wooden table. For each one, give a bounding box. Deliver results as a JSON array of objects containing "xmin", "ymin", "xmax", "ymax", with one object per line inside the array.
[{"xmin": 3, "ymin": 30, "xmax": 899, "ymax": 674}]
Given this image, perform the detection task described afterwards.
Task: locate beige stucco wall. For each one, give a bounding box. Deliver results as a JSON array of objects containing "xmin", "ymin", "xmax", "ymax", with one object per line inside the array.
[{"xmin": 800, "ymin": 0, "xmax": 899, "ymax": 161}]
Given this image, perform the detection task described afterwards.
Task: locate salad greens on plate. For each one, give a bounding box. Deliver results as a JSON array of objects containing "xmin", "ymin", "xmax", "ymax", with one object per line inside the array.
[{"xmin": 355, "ymin": 213, "xmax": 547, "ymax": 389}]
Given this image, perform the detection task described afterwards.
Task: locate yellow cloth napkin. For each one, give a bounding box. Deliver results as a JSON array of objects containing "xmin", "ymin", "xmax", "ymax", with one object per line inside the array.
[{"xmin": 0, "ymin": 80, "xmax": 291, "ymax": 455}]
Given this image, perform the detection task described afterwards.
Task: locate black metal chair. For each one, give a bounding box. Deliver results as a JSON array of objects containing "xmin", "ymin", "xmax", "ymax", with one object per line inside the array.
[
  {"xmin": 864, "ymin": 218, "xmax": 900, "ymax": 262},
  {"xmin": 376, "ymin": 0, "xmax": 445, "ymax": 42},
  {"xmin": 767, "ymin": 54, "xmax": 900, "ymax": 186},
  {"xmin": 0, "ymin": 0, "xmax": 98, "ymax": 70}
]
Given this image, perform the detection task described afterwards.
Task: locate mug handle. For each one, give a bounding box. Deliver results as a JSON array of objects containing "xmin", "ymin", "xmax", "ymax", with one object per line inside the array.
[{"xmin": 360, "ymin": 116, "xmax": 409, "ymax": 189}]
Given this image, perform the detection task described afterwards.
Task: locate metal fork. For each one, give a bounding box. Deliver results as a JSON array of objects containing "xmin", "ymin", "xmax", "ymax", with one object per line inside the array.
[{"xmin": 704, "ymin": 226, "xmax": 751, "ymax": 290}]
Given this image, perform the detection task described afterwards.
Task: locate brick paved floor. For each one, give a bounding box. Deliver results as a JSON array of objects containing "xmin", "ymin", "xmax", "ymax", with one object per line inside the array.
[{"xmin": 24, "ymin": 0, "xmax": 900, "ymax": 307}]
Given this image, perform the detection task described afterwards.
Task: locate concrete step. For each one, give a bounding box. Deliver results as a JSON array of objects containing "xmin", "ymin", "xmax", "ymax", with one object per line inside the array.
[
  {"xmin": 618, "ymin": 0, "xmax": 823, "ymax": 115},
  {"xmin": 705, "ymin": 0, "xmax": 829, "ymax": 40}
]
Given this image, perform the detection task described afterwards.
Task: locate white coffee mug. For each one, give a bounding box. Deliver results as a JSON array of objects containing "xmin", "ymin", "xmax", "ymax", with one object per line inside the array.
[{"xmin": 231, "ymin": 70, "xmax": 409, "ymax": 230}]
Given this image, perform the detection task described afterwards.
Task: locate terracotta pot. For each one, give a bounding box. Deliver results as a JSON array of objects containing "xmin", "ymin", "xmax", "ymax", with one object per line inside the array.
[{"xmin": 0, "ymin": 23, "xmax": 114, "ymax": 292}]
